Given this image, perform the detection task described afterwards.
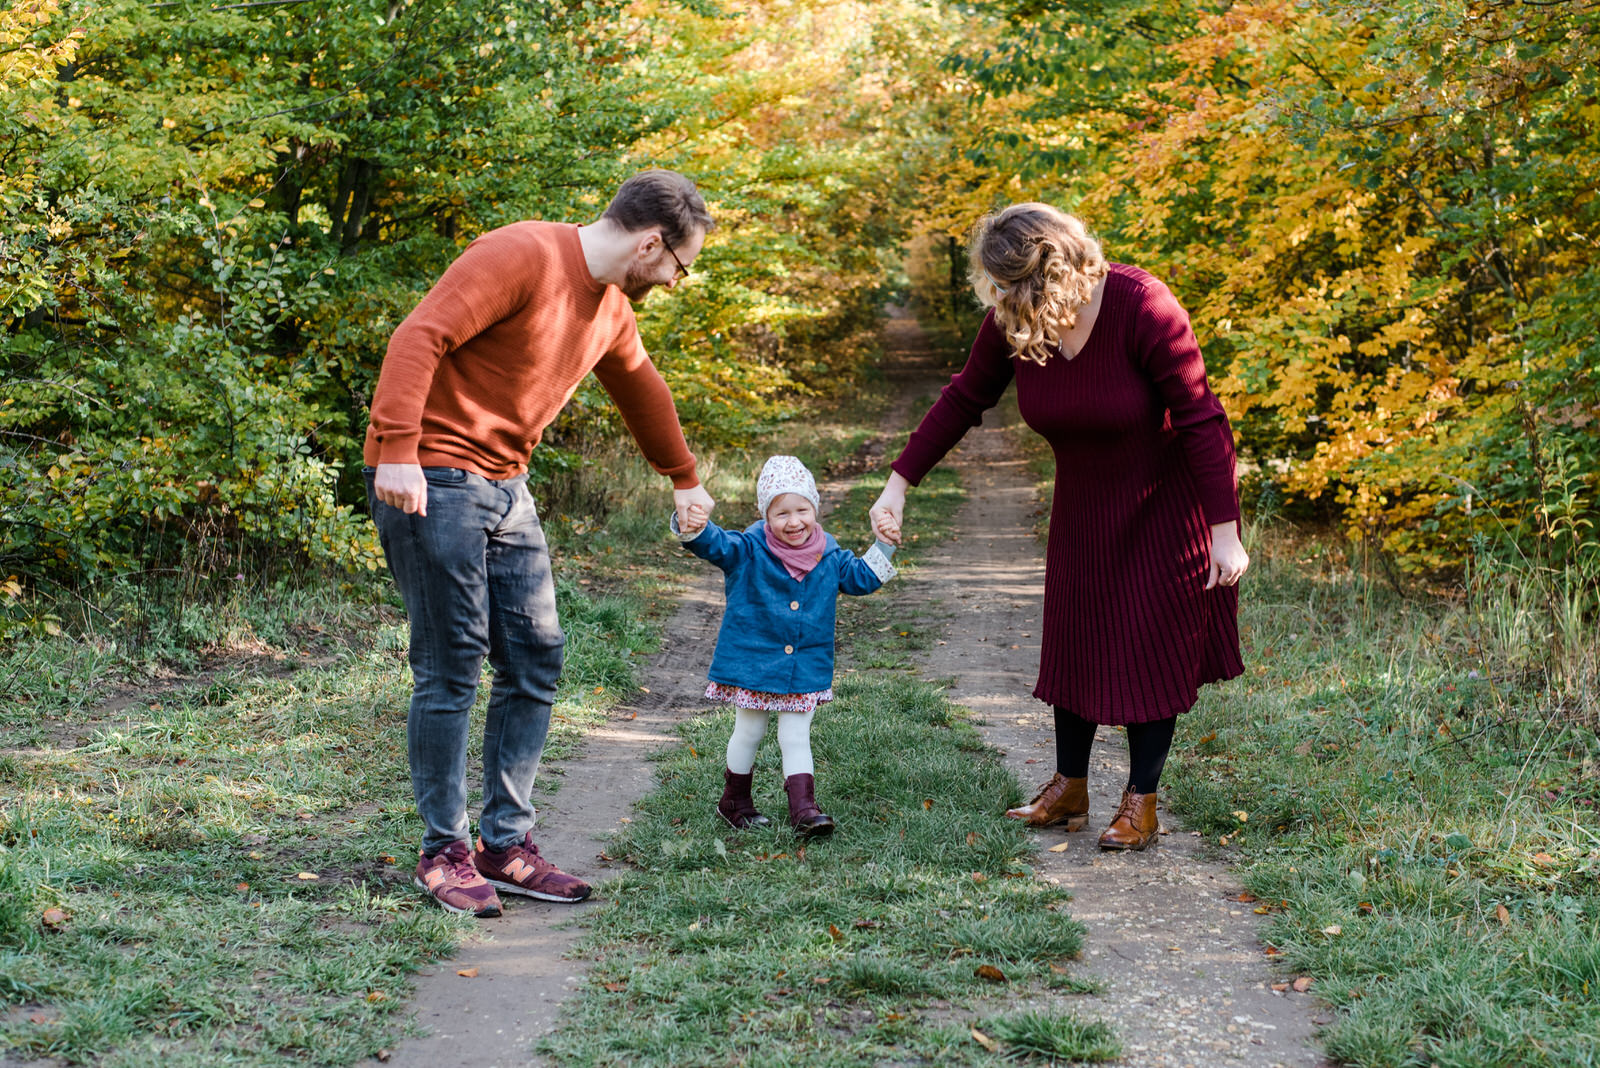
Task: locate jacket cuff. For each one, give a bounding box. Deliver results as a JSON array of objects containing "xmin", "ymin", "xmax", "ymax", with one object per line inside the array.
[
  {"xmin": 668, "ymin": 511, "xmax": 705, "ymax": 543},
  {"xmin": 862, "ymin": 542, "xmax": 897, "ymax": 583}
]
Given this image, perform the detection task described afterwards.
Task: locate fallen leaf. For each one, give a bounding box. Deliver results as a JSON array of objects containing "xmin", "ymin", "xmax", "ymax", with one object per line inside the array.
[
  {"xmin": 236, "ymin": 882, "xmax": 250, "ymax": 892},
  {"xmin": 456, "ymin": 968, "xmax": 479, "ymax": 978},
  {"xmin": 1532, "ymin": 852, "xmax": 1555, "ymax": 866},
  {"xmin": 812, "ymin": 976, "xmax": 831, "ymax": 985},
  {"xmin": 966, "ymin": 831, "xmax": 979, "ymax": 846},
  {"xmin": 40, "ymin": 907, "xmax": 69, "ymax": 930},
  {"xmin": 376, "ymin": 1050, "xmax": 392, "ymax": 1063},
  {"xmin": 366, "ymin": 991, "xmax": 388, "ymax": 1002},
  {"xmin": 1264, "ymin": 945, "xmax": 1282, "ymax": 956},
  {"xmin": 27, "ymin": 1013, "xmax": 48, "ymax": 1024},
  {"xmin": 1293, "ymin": 739, "xmax": 1314, "ymax": 756},
  {"xmin": 970, "ymin": 872, "xmax": 988, "ymax": 884},
  {"xmin": 688, "ymin": 745, "xmax": 697, "ymax": 758},
  {"xmin": 1049, "ymin": 963, "xmax": 1070, "ymax": 975},
  {"xmin": 1253, "ymin": 905, "xmax": 1271, "ymax": 915},
  {"xmin": 1321, "ymin": 924, "xmax": 1342, "ymax": 936},
  {"xmin": 922, "ymin": 799, "xmax": 933, "ymax": 810},
  {"xmin": 1198, "ymin": 731, "xmax": 1218, "ymax": 745},
  {"xmin": 1271, "ymin": 982, "xmax": 1289, "ymax": 992},
  {"xmin": 1496, "ymin": 904, "xmax": 1510, "ymax": 925},
  {"xmin": 295, "ymin": 872, "xmax": 319, "ymax": 881},
  {"xmin": 603, "ymin": 981, "xmax": 626, "ymax": 992},
  {"xmin": 975, "ymin": 964, "xmax": 1007, "ymax": 982},
  {"xmin": 970, "ymin": 1027, "xmax": 1000, "ymax": 1052},
  {"xmin": 1357, "ymin": 901, "xmax": 1374, "ymax": 915},
  {"xmin": 1293, "ymin": 976, "xmax": 1313, "ymax": 992},
  {"xmin": 1234, "ymin": 892, "xmax": 1258, "ymax": 902},
  {"xmin": 380, "ymin": 855, "xmax": 396, "ymax": 864},
  {"xmin": 1048, "ymin": 841, "xmax": 1071, "ymax": 853},
  {"xmin": 828, "ymin": 924, "xmax": 843, "ymax": 942}
]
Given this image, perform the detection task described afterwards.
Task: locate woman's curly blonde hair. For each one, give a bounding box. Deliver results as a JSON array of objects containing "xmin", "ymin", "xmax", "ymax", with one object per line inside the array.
[{"xmin": 968, "ymin": 203, "xmax": 1108, "ymax": 366}]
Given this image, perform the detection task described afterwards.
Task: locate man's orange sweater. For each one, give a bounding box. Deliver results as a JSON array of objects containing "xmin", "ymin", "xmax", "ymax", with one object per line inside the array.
[{"xmin": 363, "ymin": 221, "xmax": 698, "ymax": 487}]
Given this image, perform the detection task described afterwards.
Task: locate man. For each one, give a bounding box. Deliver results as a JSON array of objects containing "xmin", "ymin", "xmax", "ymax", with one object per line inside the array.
[{"xmin": 364, "ymin": 169, "xmax": 716, "ymax": 917}]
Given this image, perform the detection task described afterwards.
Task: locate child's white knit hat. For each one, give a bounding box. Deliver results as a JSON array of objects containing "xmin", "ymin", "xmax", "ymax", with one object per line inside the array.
[{"xmin": 756, "ymin": 455, "xmax": 820, "ymax": 517}]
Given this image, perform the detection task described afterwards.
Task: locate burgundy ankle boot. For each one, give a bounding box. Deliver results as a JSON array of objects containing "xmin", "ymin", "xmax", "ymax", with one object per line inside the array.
[
  {"xmin": 783, "ymin": 773, "xmax": 836, "ymax": 839},
  {"xmin": 716, "ymin": 768, "xmax": 770, "ymax": 829}
]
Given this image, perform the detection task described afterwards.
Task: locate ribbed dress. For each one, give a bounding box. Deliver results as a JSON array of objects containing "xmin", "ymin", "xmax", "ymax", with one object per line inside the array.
[{"xmin": 892, "ymin": 263, "xmax": 1244, "ymax": 725}]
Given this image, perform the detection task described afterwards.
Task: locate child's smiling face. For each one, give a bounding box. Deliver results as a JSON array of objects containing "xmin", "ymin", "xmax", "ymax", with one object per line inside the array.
[{"xmin": 765, "ymin": 493, "xmax": 817, "ymax": 547}]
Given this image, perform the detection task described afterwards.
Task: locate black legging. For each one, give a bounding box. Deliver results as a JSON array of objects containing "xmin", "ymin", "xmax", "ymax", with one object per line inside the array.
[{"xmin": 1055, "ymin": 706, "xmax": 1176, "ymax": 794}]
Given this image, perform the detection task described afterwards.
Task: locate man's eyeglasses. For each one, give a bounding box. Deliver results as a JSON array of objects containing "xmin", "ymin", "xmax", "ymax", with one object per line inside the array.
[{"xmin": 661, "ymin": 236, "xmax": 690, "ymax": 280}]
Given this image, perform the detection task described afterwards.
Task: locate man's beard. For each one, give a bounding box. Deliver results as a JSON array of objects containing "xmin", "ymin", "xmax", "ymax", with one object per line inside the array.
[{"xmin": 621, "ymin": 266, "xmax": 657, "ymax": 302}]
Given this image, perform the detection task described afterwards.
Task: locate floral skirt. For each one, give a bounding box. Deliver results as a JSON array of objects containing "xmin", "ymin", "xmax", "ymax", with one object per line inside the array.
[{"xmin": 704, "ymin": 682, "xmax": 834, "ymax": 714}]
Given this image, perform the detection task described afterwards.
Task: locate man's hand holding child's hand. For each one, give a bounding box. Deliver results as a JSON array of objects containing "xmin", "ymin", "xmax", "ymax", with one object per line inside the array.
[{"xmin": 681, "ymin": 502, "xmax": 710, "ymax": 535}]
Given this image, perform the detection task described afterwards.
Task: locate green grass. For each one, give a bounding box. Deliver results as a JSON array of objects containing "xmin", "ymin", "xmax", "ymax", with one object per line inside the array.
[
  {"xmin": 978, "ymin": 1009, "xmax": 1120, "ymax": 1062},
  {"xmin": 0, "ymin": 580, "xmax": 657, "ymax": 1066},
  {"xmin": 1162, "ymin": 524, "xmax": 1600, "ymax": 1068},
  {"xmin": 535, "ymin": 675, "xmax": 1100, "ymax": 1068}
]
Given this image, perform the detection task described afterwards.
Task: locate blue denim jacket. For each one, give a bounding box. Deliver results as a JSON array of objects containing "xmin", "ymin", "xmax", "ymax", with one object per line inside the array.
[{"xmin": 681, "ymin": 520, "xmax": 896, "ymax": 694}]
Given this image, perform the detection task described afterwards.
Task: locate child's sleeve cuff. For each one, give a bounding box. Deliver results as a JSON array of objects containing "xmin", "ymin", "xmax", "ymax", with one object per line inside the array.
[
  {"xmin": 863, "ymin": 542, "xmax": 897, "ymax": 583},
  {"xmin": 668, "ymin": 511, "xmax": 702, "ymax": 543}
]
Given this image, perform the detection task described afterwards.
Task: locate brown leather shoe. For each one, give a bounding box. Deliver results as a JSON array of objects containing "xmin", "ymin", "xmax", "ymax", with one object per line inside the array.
[
  {"xmin": 1005, "ymin": 774, "xmax": 1089, "ymax": 829},
  {"xmin": 1098, "ymin": 787, "xmax": 1159, "ymax": 851}
]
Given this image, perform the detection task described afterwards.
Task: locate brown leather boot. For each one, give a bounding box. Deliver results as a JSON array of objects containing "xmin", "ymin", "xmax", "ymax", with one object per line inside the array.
[
  {"xmin": 783, "ymin": 773, "xmax": 835, "ymax": 839},
  {"xmin": 1005, "ymin": 773, "xmax": 1089, "ymax": 829},
  {"xmin": 1098, "ymin": 787, "xmax": 1159, "ymax": 851},
  {"xmin": 716, "ymin": 769, "xmax": 771, "ymax": 829}
]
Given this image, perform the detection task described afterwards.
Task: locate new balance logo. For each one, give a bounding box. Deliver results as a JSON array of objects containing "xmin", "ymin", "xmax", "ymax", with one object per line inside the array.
[{"xmin": 502, "ymin": 858, "xmax": 537, "ymax": 882}]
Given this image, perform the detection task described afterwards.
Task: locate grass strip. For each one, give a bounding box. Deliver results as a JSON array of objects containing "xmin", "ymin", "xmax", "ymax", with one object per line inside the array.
[
  {"xmin": 536, "ymin": 674, "xmax": 1114, "ymax": 1067},
  {"xmin": 0, "ymin": 582, "xmax": 655, "ymax": 1067},
  {"xmin": 1165, "ymin": 533, "xmax": 1600, "ymax": 1068}
]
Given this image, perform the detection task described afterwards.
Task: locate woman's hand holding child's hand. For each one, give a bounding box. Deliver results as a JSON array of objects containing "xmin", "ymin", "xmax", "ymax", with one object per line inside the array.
[{"xmin": 869, "ymin": 472, "xmax": 908, "ymax": 546}]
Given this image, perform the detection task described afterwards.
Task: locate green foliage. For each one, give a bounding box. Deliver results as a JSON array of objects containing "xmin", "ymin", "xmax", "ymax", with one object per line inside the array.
[
  {"xmin": 2, "ymin": 0, "xmax": 978, "ymax": 635},
  {"xmin": 919, "ymin": 0, "xmax": 1600, "ymax": 576}
]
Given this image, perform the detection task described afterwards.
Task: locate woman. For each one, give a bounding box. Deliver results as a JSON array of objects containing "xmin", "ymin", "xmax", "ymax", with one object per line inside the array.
[{"xmin": 870, "ymin": 203, "xmax": 1248, "ymax": 851}]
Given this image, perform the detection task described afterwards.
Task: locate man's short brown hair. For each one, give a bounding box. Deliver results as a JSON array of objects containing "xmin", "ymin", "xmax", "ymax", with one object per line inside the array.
[{"xmin": 602, "ymin": 169, "xmax": 714, "ymax": 248}]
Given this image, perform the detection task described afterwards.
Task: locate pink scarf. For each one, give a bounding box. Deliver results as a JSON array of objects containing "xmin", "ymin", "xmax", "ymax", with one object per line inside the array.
[{"xmin": 764, "ymin": 523, "xmax": 826, "ymax": 581}]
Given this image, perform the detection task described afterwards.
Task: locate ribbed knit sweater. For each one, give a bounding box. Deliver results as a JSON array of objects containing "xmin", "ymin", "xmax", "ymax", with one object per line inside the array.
[
  {"xmin": 364, "ymin": 221, "xmax": 698, "ymax": 487},
  {"xmin": 892, "ymin": 263, "xmax": 1244, "ymax": 724}
]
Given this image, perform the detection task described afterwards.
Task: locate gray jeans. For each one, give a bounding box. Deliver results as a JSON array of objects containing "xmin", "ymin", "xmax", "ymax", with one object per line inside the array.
[{"xmin": 366, "ymin": 467, "xmax": 564, "ymax": 854}]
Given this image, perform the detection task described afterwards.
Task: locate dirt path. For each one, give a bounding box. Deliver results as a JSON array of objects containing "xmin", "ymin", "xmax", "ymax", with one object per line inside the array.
[
  {"xmin": 374, "ymin": 310, "xmax": 1330, "ymax": 1068},
  {"xmin": 880, "ymin": 312, "xmax": 1330, "ymax": 1067}
]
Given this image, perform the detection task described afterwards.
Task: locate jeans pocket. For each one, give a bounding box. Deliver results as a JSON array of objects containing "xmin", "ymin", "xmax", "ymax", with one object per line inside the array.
[{"xmin": 422, "ymin": 466, "xmax": 468, "ymax": 485}]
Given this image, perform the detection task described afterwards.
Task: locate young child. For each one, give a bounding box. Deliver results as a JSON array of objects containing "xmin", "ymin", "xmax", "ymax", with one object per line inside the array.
[{"xmin": 676, "ymin": 455, "xmax": 897, "ymax": 838}]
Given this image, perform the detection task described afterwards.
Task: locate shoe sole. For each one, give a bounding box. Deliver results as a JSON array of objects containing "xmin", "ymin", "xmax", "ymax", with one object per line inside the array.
[
  {"xmin": 1005, "ymin": 811, "xmax": 1089, "ymax": 830},
  {"xmin": 715, "ymin": 804, "xmax": 771, "ymax": 830},
  {"xmin": 483, "ymin": 877, "xmax": 592, "ymax": 903},
  {"xmin": 414, "ymin": 876, "xmax": 502, "ymax": 917},
  {"xmin": 1097, "ymin": 837, "xmax": 1157, "ymax": 852}
]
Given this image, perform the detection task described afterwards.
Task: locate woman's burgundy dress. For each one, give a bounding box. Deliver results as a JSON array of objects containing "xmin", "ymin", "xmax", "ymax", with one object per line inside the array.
[{"xmin": 892, "ymin": 263, "xmax": 1243, "ymax": 725}]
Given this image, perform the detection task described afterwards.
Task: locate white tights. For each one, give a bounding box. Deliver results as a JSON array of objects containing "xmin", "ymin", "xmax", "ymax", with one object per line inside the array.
[{"xmin": 724, "ymin": 707, "xmax": 815, "ymax": 778}]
